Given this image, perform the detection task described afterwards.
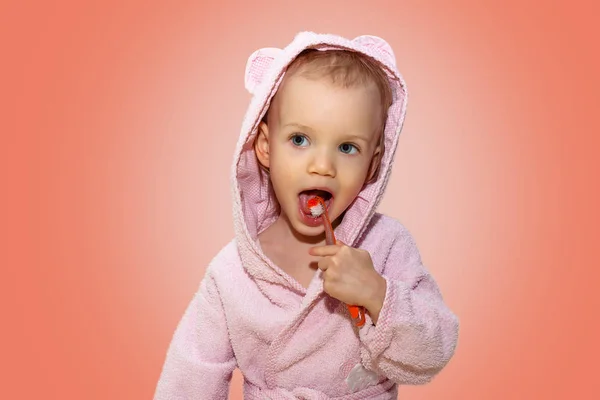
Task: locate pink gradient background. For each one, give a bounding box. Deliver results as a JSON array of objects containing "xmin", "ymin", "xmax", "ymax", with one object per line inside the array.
[{"xmin": 3, "ymin": 0, "xmax": 599, "ymax": 398}]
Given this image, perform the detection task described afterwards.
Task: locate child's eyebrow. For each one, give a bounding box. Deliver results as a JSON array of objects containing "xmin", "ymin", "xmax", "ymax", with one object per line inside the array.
[
  {"xmin": 343, "ymin": 134, "xmax": 370, "ymax": 143},
  {"xmin": 283, "ymin": 122, "xmax": 314, "ymax": 133}
]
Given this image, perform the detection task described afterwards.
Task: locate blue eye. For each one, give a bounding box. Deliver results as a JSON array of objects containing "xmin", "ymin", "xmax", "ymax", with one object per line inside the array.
[
  {"xmin": 339, "ymin": 143, "xmax": 358, "ymax": 154},
  {"xmin": 291, "ymin": 134, "xmax": 309, "ymax": 147}
]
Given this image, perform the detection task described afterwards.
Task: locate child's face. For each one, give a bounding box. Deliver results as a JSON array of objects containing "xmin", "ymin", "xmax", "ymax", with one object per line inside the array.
[{"xmin": 256, "ymin": 73, "xmax": 382, "ymax": 238}]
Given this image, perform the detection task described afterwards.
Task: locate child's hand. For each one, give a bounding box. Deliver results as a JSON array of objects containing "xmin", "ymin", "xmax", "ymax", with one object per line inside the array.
[{"xmin": 309, "ymin": 242, "xmax": 387, "ymax": 324}]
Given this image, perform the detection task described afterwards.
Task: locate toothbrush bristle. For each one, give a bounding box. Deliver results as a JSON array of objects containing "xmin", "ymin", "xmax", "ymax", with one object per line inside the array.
[
  {"xmin": 307, "ymin": 196, "xmax": 325, "ymax": 217},
  {"xmin": 309, "ymin": 203, "xmax": 324, "ymax": 217}
]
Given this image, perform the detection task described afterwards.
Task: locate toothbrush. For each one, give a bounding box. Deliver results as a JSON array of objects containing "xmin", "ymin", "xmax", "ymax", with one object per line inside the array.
[{"xmin": 308, "ymin": 196, "xmax": 366, "ymax": 327}]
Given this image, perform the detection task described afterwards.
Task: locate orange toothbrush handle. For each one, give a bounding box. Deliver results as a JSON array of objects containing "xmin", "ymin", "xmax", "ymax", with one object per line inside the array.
[
  {"xmin": 319, "ymin": 198, "xmax": 367, "ymax": 328},
  {"xmin": 348, "ymin": 305, "xmax": 366, "ymax": 327}
]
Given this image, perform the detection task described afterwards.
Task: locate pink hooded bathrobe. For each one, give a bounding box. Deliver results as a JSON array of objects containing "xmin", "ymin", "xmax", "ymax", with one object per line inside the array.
[{"xmin": 154, "ymin": 32, "xmax": 459, "ymax": 399}]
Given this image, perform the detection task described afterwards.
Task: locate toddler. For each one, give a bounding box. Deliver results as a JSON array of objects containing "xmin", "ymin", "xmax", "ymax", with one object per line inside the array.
[{"xmin": 154, "ymin": 31, "xmax": 459, "ymax": 399}]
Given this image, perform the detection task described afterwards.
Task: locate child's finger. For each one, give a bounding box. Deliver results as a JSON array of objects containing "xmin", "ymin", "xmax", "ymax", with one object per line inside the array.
[{"xmin": 309, "ymin": 244, "xmax": 340, "ymax": 256}]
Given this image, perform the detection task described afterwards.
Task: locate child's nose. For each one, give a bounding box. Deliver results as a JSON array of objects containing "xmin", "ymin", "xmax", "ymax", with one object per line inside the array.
[{"xmin": 308, "ymin": 150, "xmax": 336, "ymax": 177}]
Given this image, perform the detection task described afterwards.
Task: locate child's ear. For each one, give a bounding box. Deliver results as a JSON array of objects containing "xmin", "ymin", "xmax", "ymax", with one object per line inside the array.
[
  {"xmin": 254, "ymin": 121, "xmax": 271, "ymax": 170},
  {"xmin": 366, "ymin": 145, "xmax": 382, "ymax": 182}
]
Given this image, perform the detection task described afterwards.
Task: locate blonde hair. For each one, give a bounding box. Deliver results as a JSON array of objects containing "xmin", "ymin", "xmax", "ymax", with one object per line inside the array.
[{"xmin": 286, "ymin": 49, "xmax": 393, "ymax": 132}]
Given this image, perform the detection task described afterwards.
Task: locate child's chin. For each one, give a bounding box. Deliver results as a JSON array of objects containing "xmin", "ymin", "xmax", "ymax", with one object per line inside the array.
[{"xmin": 291, "ymin": 219, "xmax": 325, "ymax": 236}]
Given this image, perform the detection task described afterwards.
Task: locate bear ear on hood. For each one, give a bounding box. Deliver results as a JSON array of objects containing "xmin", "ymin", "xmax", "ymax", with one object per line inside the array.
[
  {"xmin": 244, "ymin": 47, "xmax": 283, "ymax": 95},
  {"xmin": 352, "ymin": 35, "xmax": 396, "ymax": 67}
]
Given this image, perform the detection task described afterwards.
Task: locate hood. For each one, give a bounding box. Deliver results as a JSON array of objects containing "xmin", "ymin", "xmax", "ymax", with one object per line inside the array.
[{"xmin": 230, "ymin": 31, "xmax": 407, "ymax": 290}]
